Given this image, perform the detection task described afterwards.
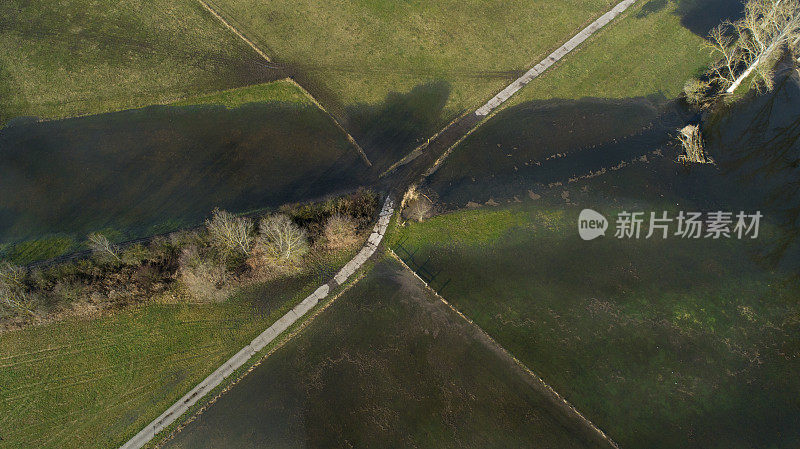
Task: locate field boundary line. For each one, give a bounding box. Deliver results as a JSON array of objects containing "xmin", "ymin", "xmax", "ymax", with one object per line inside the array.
[
  {"xmin": 195, "ymin": 0, "xmax": 271, "ymax": 62},
  {"xmin": 119, "ymin": 196, "xmax": 394, "ymax": 449},
  {"xmin": 194, "ymin": 0, "xmax": 372, "ymax": 167},
  {"xmin": 286, "ymin": 78, "xmax": 373, "ymax": 166},
  {"xmin": 383, "ymin": 0, "xmax": 638, "ymax": 177},
  {"xmin": 388, "ymin": 249, "xmax": 620, "ymax": 449}
]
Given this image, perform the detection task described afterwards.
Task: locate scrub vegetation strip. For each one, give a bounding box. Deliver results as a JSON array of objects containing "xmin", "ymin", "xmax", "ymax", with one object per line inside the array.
[{"xmin": 120, "ymin": 197, "xmax": 394, "ymax": 449}]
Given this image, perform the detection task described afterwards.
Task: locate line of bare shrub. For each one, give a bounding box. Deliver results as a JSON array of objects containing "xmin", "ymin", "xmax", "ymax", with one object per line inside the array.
[{"xmin": 0, "ymin": 189, "xmax": 378, "ymax": 332}]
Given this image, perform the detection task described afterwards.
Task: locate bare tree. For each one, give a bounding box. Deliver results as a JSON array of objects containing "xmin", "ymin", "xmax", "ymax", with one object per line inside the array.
[
  {"xmin": 259, "ymin": 214, "xmax": 309, "ymax": 262},
  {"xmin": 408, "ymin": 199, "xmax": 432, "ymax": 222},
  {"xmin": 87, "ymin": 232, "xmax": 120, "ymax": 262},
  {"xmin": 707, "ymin": 23, "xmax": 745, "ymax": 89},
  {"xmin": 206, "ymin": 209, "xmax": 254, "ymax": 256},
  {"xmin": 709, "ymin": 0, "xmax": 800, "ymax": 94}
]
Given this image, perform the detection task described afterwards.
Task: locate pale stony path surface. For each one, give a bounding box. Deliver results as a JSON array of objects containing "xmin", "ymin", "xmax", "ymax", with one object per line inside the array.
[
  {"xmin": 385, "ymin": 0, "xmax": 639, "ymax": 183},
  {"xmin": 475, "ymin": 0, "xmax": 638, "ymax": 116},
  {"xmin": 120, "ymin": 196, "xmax": 394, "ymax": 449}
]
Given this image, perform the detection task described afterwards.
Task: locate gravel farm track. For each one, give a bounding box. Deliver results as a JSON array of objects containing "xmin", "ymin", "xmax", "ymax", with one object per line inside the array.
[{"xmin": 120, "ymin": 1, "xmax": 642, "ymax": 447}]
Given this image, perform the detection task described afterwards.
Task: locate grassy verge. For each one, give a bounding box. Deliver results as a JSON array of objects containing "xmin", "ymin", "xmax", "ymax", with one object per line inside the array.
[
  {"xmin": 393, "ymin": 167, "xmax": 800, "ymax": 448},
  {"xmin": 162, "ymin": 256, "xmax": 599, "ymax": 448},
  {"xmin": 0, "ymin": 246, "xmax": 357, "ymax": 449},
  {"xmin": 0, "ymin": 0, "xmax": 272, "ymax": 124},
  {"xmin": 170, "ymin": 80, "xmax": 311, "ymax": 108}
]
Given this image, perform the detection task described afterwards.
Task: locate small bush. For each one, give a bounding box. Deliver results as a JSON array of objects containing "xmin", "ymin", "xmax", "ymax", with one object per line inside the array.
[
  {"xmin": 145, "ymin": 236, "xmax": 174, "ymax": 264},
  {"xmin": 52, "ymin": 279, "xmax": 84, "ymax": 306},
  {"xmin": 683, "ymin": 78, "xmax": 712, "ymax": 107},
  {"xmin": 324, "ymin": 213, "xmax": 359, "ymax": 249},
  {"xmin": 120, "ymin": 243, "xmax": 152, "ymax": 266}
]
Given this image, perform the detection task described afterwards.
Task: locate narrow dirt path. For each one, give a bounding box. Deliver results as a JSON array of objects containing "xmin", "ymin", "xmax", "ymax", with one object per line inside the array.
[{"xmin": 196, "ymin": 0, "xmax": 271, "ymax": 62}]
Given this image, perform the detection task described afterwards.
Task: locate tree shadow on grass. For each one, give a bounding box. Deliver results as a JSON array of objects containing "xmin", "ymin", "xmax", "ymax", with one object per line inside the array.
[
  {"xmin": 636, "ymin": 0, "xmax": 745, "ymax": 37},
  {"xmin": 0, "ymin": 100, "xmax": 372, "ymax": 249},
  {"xmin": 706, "ymin": 68, "xmax": 800, "ymax": 269},
  {"xmin": 346, "ymin": 81, "xmax": 451, "ymax": 173}
]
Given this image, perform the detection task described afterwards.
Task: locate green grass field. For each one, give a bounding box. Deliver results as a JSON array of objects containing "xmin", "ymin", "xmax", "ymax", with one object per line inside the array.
[
  {"xmin": 204, "ymin": 0, "xmax": 614, "ymax": 165},
  {"xmin": 0, "ymin": 248, "xmax": 355, "ymax": 449},
  {"xmin": 208, "ymin": 0, "xmax": 612, "ymax": 110},
  {"xmin": 505, "ymin": 0, "xmax": 720, "ymax": 103},
  {"xmin": 163, "ymin": 257, "xmax": 603, "ymax": 448},
  {"xmin": 0, "ymin": 0, "xmax": 271, "ymax": 124},
  {"xmin": 393, "ymin": 160, "xmax": 800, "ymax": 448}
]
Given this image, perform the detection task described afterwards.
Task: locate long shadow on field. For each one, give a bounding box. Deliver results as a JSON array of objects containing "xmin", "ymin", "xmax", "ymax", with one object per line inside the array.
[
  {"xmin": 423, "ymin": 95, "xmax": 694, "ymax": 209},
  {"xmin": 421, "ymin": 81, "xmax": 800, "ymax": 268},
  {"xmin": 0, "ymin": 101, "xmax": 372, "ymax": 247},
  {"xmin": 402, "ymin": 150, "xmax": 800, "ymax": 448},
  {"xmin": 347, "ymin": 81, "xmax": 451, "ymax": 173},
  {"xmin": 636, "ymin": 0, "xmax": 745, "ymax": 37},
  {"xmin": 163, "ymin": 258, "xmax": 606, "ymax": 449},
  {"xmin": 705, "ymin": 68, "xmax": 800, "ymax": 268}
]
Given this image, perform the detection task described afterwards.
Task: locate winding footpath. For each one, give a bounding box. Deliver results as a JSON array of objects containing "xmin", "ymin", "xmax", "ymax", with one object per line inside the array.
[{"xmin": 120, "ymin": 197, "xmax": 394, "ymax": 449}]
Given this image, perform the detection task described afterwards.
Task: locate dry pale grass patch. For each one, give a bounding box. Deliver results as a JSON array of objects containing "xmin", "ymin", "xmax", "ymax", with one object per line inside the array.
[
  {"xmin": 324, "ymin": 213, "xmax": 359, "ymax": 249},
  {"xmin": 178, "ymin": 246, "xmax": 230, "ymax": 303}
]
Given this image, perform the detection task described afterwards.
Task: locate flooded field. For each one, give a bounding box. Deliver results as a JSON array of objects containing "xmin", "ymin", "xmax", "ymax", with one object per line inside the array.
[
  {"xmin": 163, "ymin": 258, "xmax": 606, "ymax": 448},
  {"xmin": 0, "ymin": 96, "xmax": 372, "ymax": 263},
  {"xmin": 424, "ymin": 96, "xmax": 690, "ymax": 208},
  {"xmin": 396, "ymin": 72, "xmax": 800, "ymax": 448}
]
